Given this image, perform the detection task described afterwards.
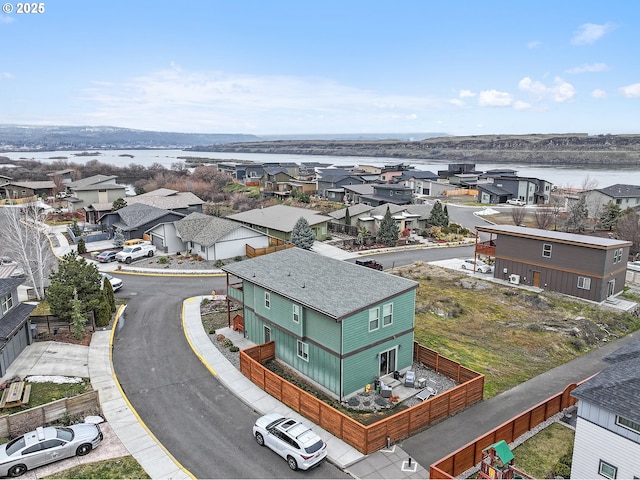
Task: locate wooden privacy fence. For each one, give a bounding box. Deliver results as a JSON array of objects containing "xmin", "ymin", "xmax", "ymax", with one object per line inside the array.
[
  {"xmin": 240, "ymin": 342, "xmax": 484, "ymax": 455},
  {"xmin": 444, "ymin": 189, "xmax": 478, "ymax": 197},
  {"xmin": 429, "ymin": 382, "xmax": 580, "ymax": 479},
  {"xmin": 246, "ymin": 243, "xmax": 293, "ymax": 258},
  {"xmin": 0, "ymin": 391, "xmax": 100, "ymax": 438}
]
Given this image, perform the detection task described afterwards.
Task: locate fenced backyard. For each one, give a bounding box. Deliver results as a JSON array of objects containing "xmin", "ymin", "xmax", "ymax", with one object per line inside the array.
[{"xmin": 240, "ymin": 341, "xmax": 484, "ymax": 454}]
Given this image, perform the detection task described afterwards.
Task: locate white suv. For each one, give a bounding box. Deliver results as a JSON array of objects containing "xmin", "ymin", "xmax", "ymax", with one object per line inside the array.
[
  {"xmin": 506, "ymin": 198, "xmax": 526, "ymax": 206},
  {"xmin": 253, "ymin": 414, "xmax": 327, "ymax": 470}
]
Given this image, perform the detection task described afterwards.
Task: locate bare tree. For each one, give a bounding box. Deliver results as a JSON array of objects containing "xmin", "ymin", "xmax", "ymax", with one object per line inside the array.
[
  {"xmin": 533, "ymin": 208, "xmax": 554, "ymax": 230},
  {"xmin": 565, "ymin": 196, "xmax": 589, "ymax": 233},
  {"xmin": 510, "ymin": 207, "xmax": 526, "ymax": 226},
  {"xmin": 0, "ymin": 204, "xmax": 54, "ymax": 299},
  {"xmin": 615, "ymin": 208, "xmax": 640, "ymax": 258}
]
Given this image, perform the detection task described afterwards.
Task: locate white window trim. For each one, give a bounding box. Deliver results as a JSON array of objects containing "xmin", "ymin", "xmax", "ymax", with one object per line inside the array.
[
  {"xmin": 383, "ymin": 303, "xmax": 393, "ymax": 327},
  {"xmin": 264, "ymin": 291, "xmax": 270, "ymax": 309},
  {"xmin": 577, "ymin": 276, "xmax": 591, "ymax": 290},
  {"xmin": 616, "ymin": 415, "xmax": 640, "ymax": 434},
  {"xmin": 297, "ymin": 340, "xmax": 309, "ymax": 361},
  {"xmin": 293, "ymin": 304, "xmax": 300, "ymax": 324},
  {"xmin": 369, "ymin": 307, "xmax": 380, "ymax": 332},
  {"xmin": 1, "ymin": 293, "xmax": 13, "ymax": 314},
  {"xmin": 599, "ymin": 460, "xmax": 617, "ymax": 479},
  {"xmin": 542, "ymin": 243, "xmax": 552, "ymax": 258}
]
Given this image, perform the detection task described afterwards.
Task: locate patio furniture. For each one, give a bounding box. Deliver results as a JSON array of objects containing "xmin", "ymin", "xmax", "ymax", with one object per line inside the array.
[{"xmin": 404, "ymin": 370, "xmax": 415, "ymax": 388}]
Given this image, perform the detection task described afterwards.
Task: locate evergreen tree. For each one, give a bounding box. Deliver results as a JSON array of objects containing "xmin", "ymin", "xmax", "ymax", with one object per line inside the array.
[
  {"xmin": 344, "ymin": 207, "xmax": 351, "ymax": 226},
  {"xmin": 113, "ymin": 227, "xmax": 125, "ymax": 247},
  {"xmin": 77, "ymin": 237, "xmax": 87, "ymax": 254},
  {"xmin": 443, "ymin": 204, "xmax": 450, "ymax": 225},
  {"xmin": 598, "ymin": 201, "xmax": 622, "ymax": 231},
  {"xmin": 377, "ymin": 207, "xmax": 400, "ymax": 247},
  {"xmin": 103, "ymin": 275, "xmax": 116, "ymax": 313},
  {"xmin": 95, "ymin": 286, "xmax": 113, "ymax": 328},
  {"xmin": 70, "ymin": 289, "xmax": 86, "ymax": 340},
  {"xmin": 291, "ymin": 217, "xmax": 315, "ymax": 249},
  {"xmin": 47, "ymin": 252, "xmax": 102, "ymax": 323},
  {"xmin": 112, "ymin": 197, "xmax": 127, "ymax": 211},
  {"xmin": 428, "ymin": 201, "xmax": 449, "ymax": 227}
]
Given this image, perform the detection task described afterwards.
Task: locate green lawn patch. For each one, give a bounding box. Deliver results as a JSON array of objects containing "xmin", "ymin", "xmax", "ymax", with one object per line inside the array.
[
  {"xmin": 0, "ymin": 380, "xmax": 92, "ymax": 416},
  {"xmin": 512, "ymin": 422, "xmax": 574, "ymax": 479},
  {"xmin": 45, "ymin": 455, "xmax": 150, "ymax": 479}
]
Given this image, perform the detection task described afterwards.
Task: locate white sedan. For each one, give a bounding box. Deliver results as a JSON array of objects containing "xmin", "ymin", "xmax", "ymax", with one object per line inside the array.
[
  {"xmin": 506, "ymin": 198, "xmax": 526, "ymax": 206},
  {"xmin": 253, "ymin": 414, "xmax": 327, "ymax": 471},
  {"xmin": 461, "ymin": 259, "xmax": 493, "ymax": 273}
]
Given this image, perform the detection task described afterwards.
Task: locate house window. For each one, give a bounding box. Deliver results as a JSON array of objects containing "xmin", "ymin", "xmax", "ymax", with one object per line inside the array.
[
  {"xmin": 297, "ymin": 340, "xmax": 309, "ymax": 361},
  {"xmin": 369, "ymin": 307, "xmax": 379, "ymax": 331},
  {"xmin": 293, "ymin": 304, "xmax": 300, "ymax": 324},
  {"xmin": 1, "ymin": 293, "xmax": 13, "ymax": 314},
  {"xmin": 200, "ymin": 245, "xmax": 205, "ymax": 253},
  {"xmin": 599, "ymin": 460, "xmax": 617, "ymax": 479},
  {"xmin": 383, "ymin": 303, "xmax": 393, "ymax": 326},
  {"xmin": 264, "ymin": 292, "xmax": 270, "ymax": 309},
  {"xmin": 613, "ymin": 248, "xmax": 623, "ymax": 264},
  {"xmin": 616, "ymin": 415, "xmax": 640, "ymax": 434},
  {"xmin": 577, "ymin": 276, "xmax": 591, "ymax": 290},
  {"xmin": 542, "ymin": 244, "xmax": 552, "ymax": 258}
]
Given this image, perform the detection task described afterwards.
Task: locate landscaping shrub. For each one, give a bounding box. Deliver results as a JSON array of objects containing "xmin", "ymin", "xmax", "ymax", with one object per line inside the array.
[
  {"xmin": 229, "ymin": 346, "xmax": 239, "ymax": 352},
  {"xmin": 77, "ymin": 238, "xmax": 87, "ymax": 254},
  {"xmin": 221, "ymin": 338, "xmax": 234, "ymax": 348},
  {"xmin": 157, "ymin": 256, "xmax": 169, "ymax": 264}
]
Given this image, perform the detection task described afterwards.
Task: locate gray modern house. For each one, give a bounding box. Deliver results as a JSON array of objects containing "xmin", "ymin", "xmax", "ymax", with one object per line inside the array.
[{"xmin": 475, "ymin": 225, "xmax": 631, "ymax": 302}]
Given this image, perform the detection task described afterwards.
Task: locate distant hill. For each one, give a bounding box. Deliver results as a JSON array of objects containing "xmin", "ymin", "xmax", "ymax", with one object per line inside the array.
[
  {"xmin": 191, "ymin": 133, "xmax": 640, "ymax": 166},
  {"xmin": 0, "ymin": 125, "xmax": 261, "ymax": 151}
]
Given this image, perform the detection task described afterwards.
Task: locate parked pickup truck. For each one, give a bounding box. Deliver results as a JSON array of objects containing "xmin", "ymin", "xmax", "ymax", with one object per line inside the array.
[
  {"xmin": 355, "ymin": 259, "xmax": 383, "ymax": 271},
  {"xmin": 115, "ymin": 244, "xmax": 156, "ymax": 264}
]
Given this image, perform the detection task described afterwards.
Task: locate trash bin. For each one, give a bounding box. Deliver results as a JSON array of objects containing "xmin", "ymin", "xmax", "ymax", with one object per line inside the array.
[
  {"xmin": 393, "ymin": 370, "xmax": 400, "ymax": 380},
  {"xmin": 374, "ymin": 379, "xmax": 380, "ymax": 393},
  {"xmin": 30, "ymin": 324, "xmax": 37, "ymax": 339}
]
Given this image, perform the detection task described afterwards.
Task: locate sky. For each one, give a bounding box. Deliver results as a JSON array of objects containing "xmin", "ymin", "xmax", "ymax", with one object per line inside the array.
[{"xmin": 1, "ymin": 1, "xmax": 640, "ymax": 136}]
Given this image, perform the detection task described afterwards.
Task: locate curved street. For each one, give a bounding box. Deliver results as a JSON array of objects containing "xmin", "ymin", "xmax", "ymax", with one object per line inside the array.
[{"xmin": 112, "ymin": 274, "xmax": 348, "ymax": 479}]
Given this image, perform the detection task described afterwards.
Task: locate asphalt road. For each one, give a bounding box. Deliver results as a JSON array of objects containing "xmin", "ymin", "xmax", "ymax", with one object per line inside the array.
[{"xmin": 112, "ymin": 274, "xmax": 349, "ymax": 479}]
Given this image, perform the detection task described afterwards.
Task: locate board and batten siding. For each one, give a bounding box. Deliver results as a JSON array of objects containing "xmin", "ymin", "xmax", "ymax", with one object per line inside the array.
[
  {"xmin": 571, "ymin": 417, "xmax": 640, "ymax": 479},
  {"xmin": 342, "ymin": 331, "xmax": 414, "ymax": 398},
  {"xmin": 497, "ymin": 235, "xmax": 608, "ymax": 276},
  {"xmin": 341, "ymin": 290, "xmax": 416, "ymax": 354},
  {"xmin": 576, "ymin": 401, "xmax": 640, "ymax": 444},
  {"xmin": 204, "ymin": 227, "xmax": 269, "ymax": 261}
]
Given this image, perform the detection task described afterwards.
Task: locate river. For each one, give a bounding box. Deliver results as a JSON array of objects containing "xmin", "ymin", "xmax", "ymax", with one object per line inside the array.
[{"xmin": 3, "ymin": 149, "xmax": 639, "ymax": 188}]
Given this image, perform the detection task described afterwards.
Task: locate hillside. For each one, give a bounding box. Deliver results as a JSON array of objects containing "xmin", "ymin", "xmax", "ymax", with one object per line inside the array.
[{"xmin": 192, "ymin": 133, "xmax": 640, "ymax": 166}]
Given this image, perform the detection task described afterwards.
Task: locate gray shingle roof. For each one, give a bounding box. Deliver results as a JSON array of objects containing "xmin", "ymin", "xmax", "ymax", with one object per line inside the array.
[
  {"xmin": 222, "ymin": 247, "xmax": 418, "ymax": 320},
  {"xmin": 597, "ymin": 184, "xmax": 640, "ymax": 199},
  {"xmin": 68, "ymin": 174, "xmax": 118, "ymax": 188},
  {"xmin": 571, "ymin": 339, "xmax": 640, "ymax": 424},
  {"xmin": 328, "ymin": 203, "xmax": 374, "ymax": 220},
  {"xmin": 0, "ymin": 278, "xmax": 23, "ymax": 297},
  {"xmin": 126, "ymin": 191, "xmax": 204, "ymax": 210},
  {"xmin": 175, "ymin": 213, "xmax": 251, "ymax": 247},
  {"xmin": 227, "ymin": 205, "xmax": 331, "ymax": 232},
  {"xmin": 108, "ymin": 203, "xmax": 180, "ymax": 230},
  {"xmin": 0, "ymin": 303, "xmax": 35, "ymax": 340},
  {"xmin": 476, "ymin": 225, "xmax": 632, "ymax": 248}
]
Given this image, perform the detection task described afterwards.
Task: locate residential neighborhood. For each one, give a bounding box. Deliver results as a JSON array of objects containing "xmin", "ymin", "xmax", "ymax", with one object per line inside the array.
[{"xmin": 1, "ymin": 156, "xmax": 640, "ymax": 479}]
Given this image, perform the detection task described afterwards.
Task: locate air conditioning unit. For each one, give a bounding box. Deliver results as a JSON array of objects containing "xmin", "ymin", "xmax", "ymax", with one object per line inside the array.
[{"xmin": 509, "ymin": 274, "xmax": 521, "ymax": 285}]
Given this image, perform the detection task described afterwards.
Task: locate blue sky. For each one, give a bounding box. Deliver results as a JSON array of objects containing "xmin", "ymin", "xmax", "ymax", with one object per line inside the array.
[{"xmin": 1, "ymin": 1, "xmax": 639, "ymax": 136}]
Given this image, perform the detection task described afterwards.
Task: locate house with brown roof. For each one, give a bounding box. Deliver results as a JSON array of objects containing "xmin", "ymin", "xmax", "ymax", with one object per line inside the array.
[
  {"xmin": 475, "ymin": 225, "xmax": 631, "ymax": 302},
  {"xmin": 3, "ymin": 181, "xmax": 56, "ymax": 200}
]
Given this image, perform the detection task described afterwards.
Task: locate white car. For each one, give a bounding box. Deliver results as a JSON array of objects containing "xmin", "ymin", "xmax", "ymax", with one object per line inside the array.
[
  {"xmin": 100, "ymin": 273, "xmax": 123, "ymax": 291},
  {"xmin": 461, "ymin": 259, "xmax": 493, "ymax": 273},
  {"xmin": 0, "ymin": 423, "xmax": 102, "ymax": 477},
  {"xmin": 253, "ymin": 414, "xmax": 327, "ymax": 471},
  {"xmin": 506, "ymin": 198, "xmax": 526, "ymax": 206}
]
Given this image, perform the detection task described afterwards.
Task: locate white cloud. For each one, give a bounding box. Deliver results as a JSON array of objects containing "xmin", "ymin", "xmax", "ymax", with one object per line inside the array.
[
  {"xmin": 0, "ymin": 16, "xmax": 14, "ymax": 24},
  {"xmin": 591, "ymin": 89, "xmax": 607, "ymax": 99},
  {"xmin": 1, "ymin": 72, "xmax": 14, "ymax": 80},
  {"xmin": 77, "ymin": 65, "xmax": 444, "ymax": 133},
  {"xmin": 449, "ymin": 98, "xmax": 467, "ymax": 108},
  {"xmin": 518, "ymin": 76, "xmax": 575, "ymax": 103},
  {"xmin": 527, "ymin": 40, "xmax": 541, "ymax": 49},
  {"xmin": 459, "ymin": 89, "xmax": 476, "ymax": 98},
  {"xmin": 513, "ymin": 101, "xmax": 533, "ymax": 111},
  {"xmin": 619, "ymin": 83, "xmax": 640, "ymax": 98},
  {"xmin": 478, "ymin": 90, "xmax": 513, "ymax": 107},
  {"xmin": 566, "ymin": 63, "xmax": 609, "ymax": 74},
  {"xmin": 571, "ymin": 22, "xmax": 616, "ymax": 45}
]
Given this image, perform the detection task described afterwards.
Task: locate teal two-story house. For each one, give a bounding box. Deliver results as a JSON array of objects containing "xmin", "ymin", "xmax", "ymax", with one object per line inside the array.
[{"xmin": 222, "ymin": 248, "xmax": 418, "ymax": 401}]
